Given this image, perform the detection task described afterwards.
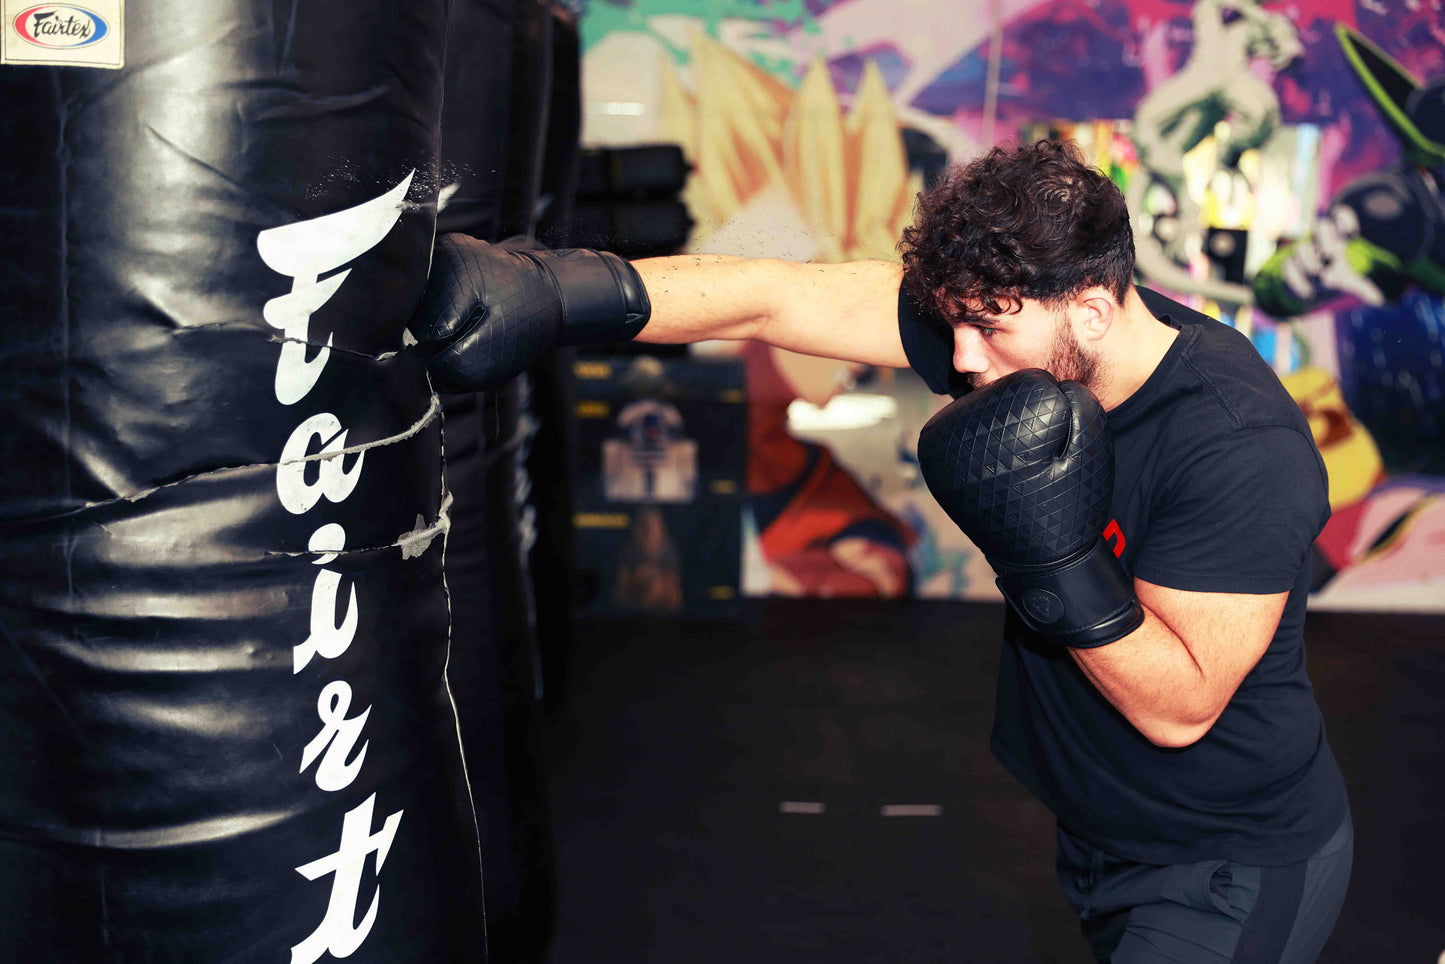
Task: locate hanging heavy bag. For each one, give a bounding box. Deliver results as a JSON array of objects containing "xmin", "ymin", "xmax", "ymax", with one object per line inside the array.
[{"xmin": 0, "ymin": 2, "xmax": 487, "ymax": 960}]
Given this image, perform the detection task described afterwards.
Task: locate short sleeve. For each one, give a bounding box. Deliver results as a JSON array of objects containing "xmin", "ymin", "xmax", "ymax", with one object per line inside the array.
[
  {"xmin": 1131, "ymin": 426, "xmax": 1329, "ymax": 594},
  {"xmin": 898, "ymin": 286, "xmax": 971, "ymax": 397}
]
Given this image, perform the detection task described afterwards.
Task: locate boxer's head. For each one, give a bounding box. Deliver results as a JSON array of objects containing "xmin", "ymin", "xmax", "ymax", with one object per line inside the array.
[{"xmin": 900, "ymin": 139, "xmax": 1134, "ymax": 391}]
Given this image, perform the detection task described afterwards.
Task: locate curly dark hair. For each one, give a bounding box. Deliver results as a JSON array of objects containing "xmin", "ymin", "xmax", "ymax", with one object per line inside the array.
[{"xmin": 899, "ymin": 139, "xmax": 1134, "ymax": 322}]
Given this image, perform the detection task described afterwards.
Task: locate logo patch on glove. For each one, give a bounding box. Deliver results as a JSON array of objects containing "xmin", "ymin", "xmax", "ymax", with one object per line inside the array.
[{"xmin": 1023, "ymin": 589, "xmax": 1064, "ymax": 624}]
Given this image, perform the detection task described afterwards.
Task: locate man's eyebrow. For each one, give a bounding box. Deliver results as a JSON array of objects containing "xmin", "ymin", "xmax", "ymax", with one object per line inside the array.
[{"xmin": 955, "ymin": 314, "xmax": 1005, "ymax": 329}]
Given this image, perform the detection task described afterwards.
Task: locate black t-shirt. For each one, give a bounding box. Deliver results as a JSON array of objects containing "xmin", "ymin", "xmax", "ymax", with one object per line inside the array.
[{"xmin": 900, "ymin": 285, "xmax": 1349, "ymax": 866}]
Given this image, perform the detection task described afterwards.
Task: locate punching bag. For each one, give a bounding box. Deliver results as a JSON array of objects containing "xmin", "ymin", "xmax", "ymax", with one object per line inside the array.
[
  {"xmin": 0, "ymin": 3, "xmax": 485, "ymax": 961},
  {"xmin": 499, "ymin": 0, "xmax": 555, "ymax": 240},
  {"xmin": 532, "ymin": 5, "xmax": 585, "ymax": 715},
  {"xmin": 437, "ymin": 2, "xmax": 560, "ymax": 959},
  {"xmin": 437, "ymin": 0, "xmax": 517, "ymax": 241}
]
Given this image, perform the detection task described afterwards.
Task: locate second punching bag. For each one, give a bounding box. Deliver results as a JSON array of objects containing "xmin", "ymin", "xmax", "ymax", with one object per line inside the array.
[
  {"xmin": 437, "ymin": 1, "xmax": 559, "ymax": 960},
  {"xmin": 0, "ymin": 3, "xmax": 485, "ymax": 961}
]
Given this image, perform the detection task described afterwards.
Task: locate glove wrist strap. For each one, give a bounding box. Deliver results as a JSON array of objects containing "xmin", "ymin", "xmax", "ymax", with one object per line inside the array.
[
  {"xmin": 529, "ymin": 249, "xmax": 652, "ymax": 346},
  {"xmin": 994, "ymin": 537, "xmax": 1143, "ymax": 648}
]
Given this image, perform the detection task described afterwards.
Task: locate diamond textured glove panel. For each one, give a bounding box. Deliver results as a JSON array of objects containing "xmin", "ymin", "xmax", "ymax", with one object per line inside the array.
[{"xmin": 918, "ymin": 369, "xmax": 1114, "ymax": 571}]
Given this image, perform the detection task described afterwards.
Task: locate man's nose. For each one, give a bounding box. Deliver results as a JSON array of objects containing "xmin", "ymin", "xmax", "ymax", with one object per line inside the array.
[{"xmin": 952, "ymin": 326, "xmax": 989, "ymax": 375}]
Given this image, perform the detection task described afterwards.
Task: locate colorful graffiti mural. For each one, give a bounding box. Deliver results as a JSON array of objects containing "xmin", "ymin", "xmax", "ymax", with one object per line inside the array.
[{"xmin": 578, "ymin": 0, "xmax": 1445, "ymax": 609}]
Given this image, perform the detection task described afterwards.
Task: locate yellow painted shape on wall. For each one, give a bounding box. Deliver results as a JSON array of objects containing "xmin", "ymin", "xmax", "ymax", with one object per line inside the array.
[
  {"xmin": 688, "ymin": 31, "xmax": 792, "ymax": 232},
  {"xmin": 659, "ymin": 56, "xmax": 697, "ymax": 162},
  {"xmin": 783, "ymin": 59, "xmax": 849, "ymax": 262},
  {"xmin": 659, "ymin": 36, "xmax": 913, "ymax": 263},
  {"xmin": 847, "ymin": 60, "xmax": 911, "ymax": 262},
  {"xmin": 659, "ymin": 57, "xmax": 709, "ymax": 237},
  {"xmin": 1281, "ymin": 366, "xmax": 1385, "ymax": 508}
]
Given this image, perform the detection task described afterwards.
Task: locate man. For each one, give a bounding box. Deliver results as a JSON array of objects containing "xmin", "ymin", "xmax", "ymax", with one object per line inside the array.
[{"xmin": 412, "ymin": 139, "xmax": 1352, "ymax": 962}]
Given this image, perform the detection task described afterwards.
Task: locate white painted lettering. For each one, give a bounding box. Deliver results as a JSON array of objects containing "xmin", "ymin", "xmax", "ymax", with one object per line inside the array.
[
  {"xmin": 257, "ymin": 172, "xmax": 414, "ymax": 407},
  {"xmin": 300, "ymin": 681, "xmax": 371, "ymax": 792},
  {"xmin": 289, "ymin": 793, "xmax": 404, "ymax": 964},
  {"xmin": 293, "ymin": 569, "xmax": 358, "ymax": 674},
  {"xmin": 264, "ymin": 174, "xmax": 418, "ymax": 960},
  {"xmin": 277, "ymin": 413, "xmax": 365, "ymax": 516},
  {"xmin": 266, "ymin": 275, "xmax": 344, "ymax": 407},
  {"xmin": 309, "ymin": 523, "xmax": 347, "ymax": 567}
]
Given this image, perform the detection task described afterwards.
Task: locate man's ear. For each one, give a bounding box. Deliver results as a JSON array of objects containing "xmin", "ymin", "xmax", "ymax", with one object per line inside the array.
[{"xmin": 1073, "ymin": 287, "xmax": 1117, "ymax": 343}]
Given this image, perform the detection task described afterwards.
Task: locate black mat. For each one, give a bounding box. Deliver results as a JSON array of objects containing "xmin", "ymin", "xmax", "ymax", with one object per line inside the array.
[{"xmin": 539, "ymin": 600, "xmax": 1444, "ymax": 963}]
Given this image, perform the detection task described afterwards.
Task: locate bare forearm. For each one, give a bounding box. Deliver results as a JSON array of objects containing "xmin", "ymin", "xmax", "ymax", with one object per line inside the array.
[
  {"xmin": 631, "ymin": 255, "xmax": 911, "ymax": 367},
  {"xmin": 632, "ymin": 254, "xmax": 778, "ymax": 343},
  {"xmin": 1067, "ymin": 581, "xmax": 1282, "ymax": 747},
  {"xmin": 1067, "ymin": 605, "xmax": 1212, "ymax": 747}
]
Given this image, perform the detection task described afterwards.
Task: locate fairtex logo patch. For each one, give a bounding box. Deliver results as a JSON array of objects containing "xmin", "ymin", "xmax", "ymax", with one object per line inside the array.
[{"xmin": 12, "ymin": 5, "xmax": 107, "ymax": 48}]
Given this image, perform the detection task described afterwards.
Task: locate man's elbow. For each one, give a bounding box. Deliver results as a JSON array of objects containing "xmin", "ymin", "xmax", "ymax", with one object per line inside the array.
[
  {"xmin": 1140, "ymin": 720, "xmax": 1210, "ymax": 748},
  {"xmin": 1134, "ymin": 708, "xmax": 1222, "ymax": 748}
]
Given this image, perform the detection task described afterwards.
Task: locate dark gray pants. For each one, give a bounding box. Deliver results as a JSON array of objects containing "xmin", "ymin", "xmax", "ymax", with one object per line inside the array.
[{"xmin": 1056, "ymin": 815, "xmax": 1353, "ymax": 963}]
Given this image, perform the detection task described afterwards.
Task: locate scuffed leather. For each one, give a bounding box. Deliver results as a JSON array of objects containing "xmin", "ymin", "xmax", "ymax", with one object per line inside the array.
[{"xmin": 0, "ymin": 3, "xmax": 489, "ymax": 959}]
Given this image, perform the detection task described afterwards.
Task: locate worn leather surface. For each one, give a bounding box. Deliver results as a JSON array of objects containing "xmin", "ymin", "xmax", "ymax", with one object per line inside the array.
[{"xmin": 0, "ymin": 2, "xmax": 486, "ymax": 959}]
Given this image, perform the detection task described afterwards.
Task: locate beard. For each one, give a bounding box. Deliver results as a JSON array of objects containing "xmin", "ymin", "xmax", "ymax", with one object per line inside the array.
[{"xmin": 1047, "ymin": 314, "xmax": 1101, "ymax": 391}]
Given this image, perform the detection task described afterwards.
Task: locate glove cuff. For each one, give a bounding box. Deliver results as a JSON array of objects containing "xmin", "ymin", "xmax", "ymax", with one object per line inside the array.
[
  {"xmin": 525, "ymin": 248, "xmax": 652, "ymax": 346},
  {"xmin": 994, "ymin": 537, "xmax": 1144, "ymax": 648}
]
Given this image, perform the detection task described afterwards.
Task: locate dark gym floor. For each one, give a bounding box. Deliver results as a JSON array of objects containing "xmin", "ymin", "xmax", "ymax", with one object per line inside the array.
[{"xmin": 541, "ymin": 600, "xmax": 1444, "ymax": 963}]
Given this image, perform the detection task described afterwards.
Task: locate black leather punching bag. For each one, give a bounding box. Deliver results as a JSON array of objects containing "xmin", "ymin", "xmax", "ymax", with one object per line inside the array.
[
  {"xmin": 530, "ymin": 6, "xmax": 585, "ymax": 715},
  {"xmin": 438, "ymin": 0, "xmax": 516, "ymax": 242},
  {"xmin": 0, "ymin": 3, "xmax": 485, "ymax": 961},
  {"xmin": 437, "ymin": 2, "xmax": 559, "ymax": 960},
  {"xmin": 500, "ymin": 0, "xmax": 555, "ymax": 241}
]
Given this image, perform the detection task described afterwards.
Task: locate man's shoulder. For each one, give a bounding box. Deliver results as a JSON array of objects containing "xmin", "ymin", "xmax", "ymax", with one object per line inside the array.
[{"xmin": 1136, "ymin": 287, "xmax": 1307, "ymax": 435}]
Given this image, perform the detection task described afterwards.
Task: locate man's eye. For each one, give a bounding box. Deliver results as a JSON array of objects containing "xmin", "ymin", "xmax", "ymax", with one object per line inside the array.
[{"xmin": 978, "ymin": 326, "xmax": 1000, "ymax": 339}]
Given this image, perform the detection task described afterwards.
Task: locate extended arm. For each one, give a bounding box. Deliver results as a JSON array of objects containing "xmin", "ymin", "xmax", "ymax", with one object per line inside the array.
[
  {"xmin": 1068, "ymin": 581, "xmax": 1285, "ymax": 747},
  {"xmin": 407, "ymin": 235, "xmax": 911, "ymax": 392},
  {"xmin": 632, "ymin": 255, "xmax": 910, "ymax": 367}
]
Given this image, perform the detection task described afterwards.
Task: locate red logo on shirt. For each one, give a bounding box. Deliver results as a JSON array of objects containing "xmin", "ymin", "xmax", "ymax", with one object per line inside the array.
[{"xmin": 1103, "ymin": 519, "xmax": 1125, "ymax": 557}]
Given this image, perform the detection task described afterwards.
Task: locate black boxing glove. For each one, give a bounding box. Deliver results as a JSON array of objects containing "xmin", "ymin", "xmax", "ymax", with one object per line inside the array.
[
  {"xmin": 917, "ymin": 369, "xmax": 1144, "ymax": 647},
  {"xmin": 409, "ymin": 233, "xmax": 652, "ymax": 393}
]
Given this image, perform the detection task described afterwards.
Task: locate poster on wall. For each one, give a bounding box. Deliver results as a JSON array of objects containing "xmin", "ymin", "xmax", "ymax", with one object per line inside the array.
[{"xmin": 571, "ymin": 354, "xmax": 747, "ymax": 616}]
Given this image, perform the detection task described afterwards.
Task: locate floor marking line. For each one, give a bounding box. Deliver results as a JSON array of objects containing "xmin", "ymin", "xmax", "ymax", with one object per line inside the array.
[
  {"xmin": 880, "ymin": 804, "xmax": 943, "ymax": 817},
  {"xmin": 779, "ymin": 801, "xmax": 826, "ymax": 815}
]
